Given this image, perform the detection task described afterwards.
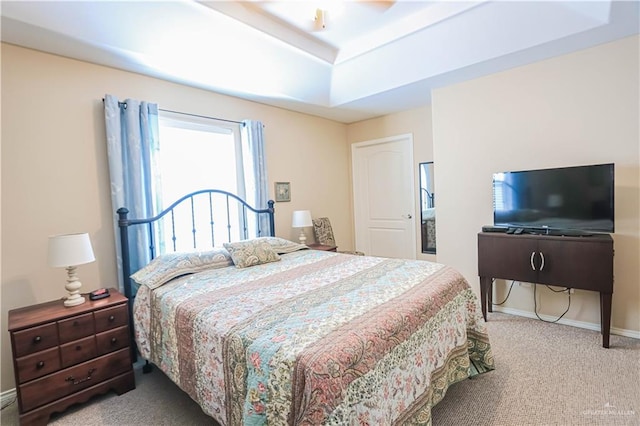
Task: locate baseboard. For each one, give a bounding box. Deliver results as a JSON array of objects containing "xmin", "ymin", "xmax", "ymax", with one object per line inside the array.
[
  {"xmin": 492, "ymin": 306, "xmax": 640, "ymax": 339},
  {"xmin": 1, "ymin": 388, "xmax": 17, "ymax": 409}
]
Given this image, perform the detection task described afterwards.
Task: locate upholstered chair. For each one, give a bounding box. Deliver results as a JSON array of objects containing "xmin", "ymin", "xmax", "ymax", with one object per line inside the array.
[{"xmin": 312, "ymin": 217, "xmax": 365, "ymax": 256}]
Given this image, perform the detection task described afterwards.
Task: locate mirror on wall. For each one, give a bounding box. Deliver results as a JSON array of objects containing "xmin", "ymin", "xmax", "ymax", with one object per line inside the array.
[{"xmin": 419, "ymin": 162, "xmax": 436, "ymax": 254}]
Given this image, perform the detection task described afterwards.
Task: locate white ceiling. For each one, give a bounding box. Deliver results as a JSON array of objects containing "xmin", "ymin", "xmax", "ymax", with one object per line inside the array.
[{"xmin": 2, "ymin": 1, "xmax": 639, "ymax": 123}]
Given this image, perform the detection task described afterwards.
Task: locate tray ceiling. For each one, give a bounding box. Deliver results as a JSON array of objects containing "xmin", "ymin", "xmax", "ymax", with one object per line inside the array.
[{"xmin": 2, "ymin": 1, "xmax": 638, "ymax": 123}]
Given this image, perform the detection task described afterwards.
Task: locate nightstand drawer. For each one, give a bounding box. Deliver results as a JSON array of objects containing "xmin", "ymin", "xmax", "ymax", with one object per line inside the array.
[
  {"xmin": 60, "ymin": 335, "xmax": 97, "ymax": 368},
  {"xmin": 16, "ymin": 347, "xmax": 61, "ymax": 383},
  {"xmin": 96, "ymin": 326, "xmax": 129, "ymax": 355},
  {"xmin": 19, "ymin": 348, "xmax": 132, "ymax": 412},
  {"xmin": 58, "ymin": 313, "xmax": 95, "ymax": 344},
  {"xmin": 94, "ymin": 304, "xmax": 128, "ymax": 332},
  {"xmin": 13, "ymin": 323, "xmax": 58, "ymax": 358}
]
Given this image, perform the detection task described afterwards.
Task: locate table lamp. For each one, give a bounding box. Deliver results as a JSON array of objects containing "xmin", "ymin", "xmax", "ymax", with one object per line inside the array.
[
  {"xmin": 48, "ymin": 233, "xmax": 95, "ymax": 307},
  {"xmin": 291, "ymin": 210, "xmax": 312, "ymax": 244}
]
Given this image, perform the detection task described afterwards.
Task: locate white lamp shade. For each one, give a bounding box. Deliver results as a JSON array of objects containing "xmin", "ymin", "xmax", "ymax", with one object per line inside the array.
[
  {"xmin": 292, "ymin": 210, "xmax": 312, "ymax": 228},
  {"xmin": 48, "ymin": 233, "xmax": 95, "ymax": 267}
]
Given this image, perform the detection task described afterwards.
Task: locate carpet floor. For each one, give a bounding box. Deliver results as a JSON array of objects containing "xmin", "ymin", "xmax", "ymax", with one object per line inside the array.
[{"xmin": 1, "ymin": 312, "xmax": 638, "ymax": 425}]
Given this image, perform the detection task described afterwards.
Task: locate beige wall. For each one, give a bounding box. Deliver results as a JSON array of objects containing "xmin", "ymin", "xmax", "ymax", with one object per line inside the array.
[
  {"xmin": 0, "ymin": 43, "xmax": 351, "ymax": 392},
  {"xmin": 347, "ymin": 106, "xmax": 436, "ymax": 261},
  {"xmin": 432, "ymin": 36, "xmax": 639, "ymax": 334},
  {"xmin": 2, "ymin": 34, "xmax": 638, "ymax": 394}
]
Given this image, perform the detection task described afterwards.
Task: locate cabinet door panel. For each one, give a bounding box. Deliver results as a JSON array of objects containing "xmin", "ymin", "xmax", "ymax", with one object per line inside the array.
[
  {"xmin": 478, "ymin": 234, "xmax": 538, "ymax": 282},
  {"xmin": 538, "ymin": 239, "xmax": 613, "ymax": 292}
]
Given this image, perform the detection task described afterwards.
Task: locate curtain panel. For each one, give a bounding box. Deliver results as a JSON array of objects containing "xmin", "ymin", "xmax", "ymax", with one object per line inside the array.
[
  {"xmin": 104, "ymin": 94, "xmax": 159, "ymax": 293},
  {"xmin": 241, "ymin": 120, "xmax": 270, "ymax": 235}
]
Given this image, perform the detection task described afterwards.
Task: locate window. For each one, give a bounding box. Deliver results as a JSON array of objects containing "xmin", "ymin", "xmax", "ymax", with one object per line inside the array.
[{"xmin": 154, "ymin": 114, "xmax": 245, "ymax": 253}]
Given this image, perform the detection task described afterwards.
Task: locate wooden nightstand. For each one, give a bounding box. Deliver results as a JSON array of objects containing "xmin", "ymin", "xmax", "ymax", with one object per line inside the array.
[
  {"xmin": 8, "ymin": 288, "xmax": 135, "ymax": 425},
  {"xmin": 307, "ymin": 243, "xmax": 337, "ymax": 252}
]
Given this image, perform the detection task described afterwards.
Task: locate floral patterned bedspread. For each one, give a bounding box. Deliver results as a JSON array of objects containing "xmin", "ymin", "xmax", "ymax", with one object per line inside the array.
[{"xmin": 134, "ymin": 250, "xmax": 494, "ymax": 425}]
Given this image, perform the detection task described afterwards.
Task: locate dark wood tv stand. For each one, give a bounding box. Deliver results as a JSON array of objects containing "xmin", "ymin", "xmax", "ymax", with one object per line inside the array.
[{"xmin": 477, "ymin": 231, "xmax": 614, "ymax": 347}]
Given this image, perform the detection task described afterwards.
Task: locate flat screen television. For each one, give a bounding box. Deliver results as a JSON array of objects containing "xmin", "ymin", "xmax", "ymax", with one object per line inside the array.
[{"xmin": 492, "ymin": 163, "xmax": 614, "ymax": 234}]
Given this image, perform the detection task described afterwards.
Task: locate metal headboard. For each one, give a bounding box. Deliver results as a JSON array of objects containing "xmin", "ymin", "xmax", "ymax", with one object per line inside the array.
[
  {"xmin": 118, "ymin": 189, "xmax": 275, "ymax": 299},
  {"xmin": 117, "ymin": 189, "xmax": 275, "ymax": 359}
]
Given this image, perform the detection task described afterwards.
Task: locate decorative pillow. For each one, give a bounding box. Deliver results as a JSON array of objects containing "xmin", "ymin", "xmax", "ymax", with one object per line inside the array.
[
  {"xmin": 224, "ymin": 238, "xmax": 281, "ymax": 268},
  {"xmin": 312, "ymin": 217, "xmax": 337, "ymax": 246},
  {"xmin": 131, "ymin": 248, "xmax": 233, "ymax": 289},
  {"xmin": 263, "ymin": 236, "xmax": 309, "ymax": 254}
]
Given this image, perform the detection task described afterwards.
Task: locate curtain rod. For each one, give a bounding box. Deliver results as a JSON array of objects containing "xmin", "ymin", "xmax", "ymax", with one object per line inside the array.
[
  {"xmin": 159, "ymin": 108, "xmax": 243, "ymax": 125},
  {"xmin": 103, "ymin": 98, "xmax": 243, "ymax": 125}
]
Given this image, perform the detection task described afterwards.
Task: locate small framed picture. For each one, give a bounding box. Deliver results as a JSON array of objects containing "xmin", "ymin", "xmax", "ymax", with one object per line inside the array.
[{"xmin": 274, "ymin": 182, "xmax": 291, "ymax": 202}]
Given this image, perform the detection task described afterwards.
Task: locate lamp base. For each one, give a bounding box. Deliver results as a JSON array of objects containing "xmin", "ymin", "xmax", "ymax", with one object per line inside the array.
[
  {"xmin": 64, "ymin": 294, "xmax": 86, "ymax": 307},
  {"xmin": 64, "ymin": 265, "xmax": 86, "ymax": 308},
  {"xmin": 298, "ymin": 230, "xmax": 307, "ymax": 245}
]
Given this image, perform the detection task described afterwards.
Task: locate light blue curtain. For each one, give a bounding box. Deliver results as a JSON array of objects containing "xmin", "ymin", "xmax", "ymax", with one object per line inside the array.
[
  {"xmin": 241, "ymin": 120, "xmax": 270, "ymax": 235},
  {"xmin": 104, "ymin": 94, "xmax": 159, "ymax": 292}
]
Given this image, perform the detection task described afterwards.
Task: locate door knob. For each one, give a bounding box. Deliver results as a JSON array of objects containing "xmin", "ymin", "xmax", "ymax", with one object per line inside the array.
[{"xmin": 402, "ymin": 214, "xmax": 412, "ymax": 219}]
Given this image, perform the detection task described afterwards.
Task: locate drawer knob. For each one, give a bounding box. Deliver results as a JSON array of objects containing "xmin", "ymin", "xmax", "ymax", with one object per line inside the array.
[
  {"xmin": 36, "ymin": 361, "xmax": 45, "ymax": 369},
  {"xmin": 108, "ymin": 315, "xmax": 115, "ymax": 322},
  {"xmin": 73, "ymin": 320, "xmax": 79, "ymax": 326},
  {"xmin": 33, "ymin": 336, "xmax": 42, "ymax": 344},
  {"xmin": 76, "ymin": 345, "xmax": 82, "ymax": 351},
  {"xmin": 110, "ymin": 337, "xmax": 118, "ymax": 345}
]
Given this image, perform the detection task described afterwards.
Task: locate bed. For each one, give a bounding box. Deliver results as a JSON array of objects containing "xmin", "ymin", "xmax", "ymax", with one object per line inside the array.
[{"xmin": 118, "ymin": 189, "xmax": 494, "ymax": 425}]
